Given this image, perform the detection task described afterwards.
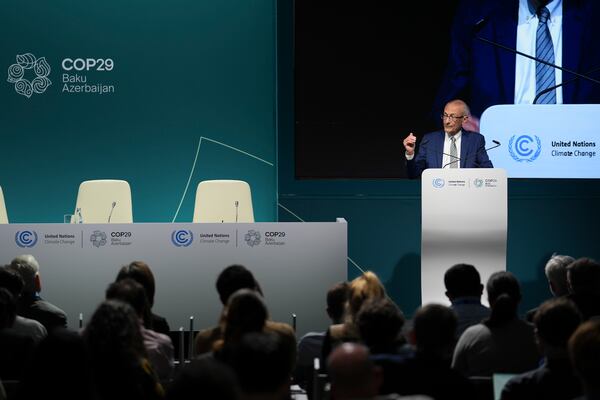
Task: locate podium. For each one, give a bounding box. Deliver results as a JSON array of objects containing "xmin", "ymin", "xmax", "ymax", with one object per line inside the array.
[{"xmin": 421, "ymin": 168, "xmax": 507, "ymax": 305}]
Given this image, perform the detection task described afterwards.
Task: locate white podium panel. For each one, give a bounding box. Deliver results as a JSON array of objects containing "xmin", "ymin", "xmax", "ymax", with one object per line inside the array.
[
  {"xmin": 421, "ymin": 169, "xmax": 507, "ymax": 305},
  {"xmin": 0, "ymin": 222, "xmax": 347, "ymax": 337},
  {"xmin": 481, "ymin": 104, "xmax": 600, "ymax": 178}
]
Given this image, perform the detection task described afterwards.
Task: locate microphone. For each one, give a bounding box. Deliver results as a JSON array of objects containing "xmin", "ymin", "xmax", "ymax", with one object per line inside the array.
[
  {"xmin": 108, "ymin": 201, "xmax": 116, "ymax": 223},
  {"xmin": 234, "ymin": 201, "xmax": 239, "ymax": 223},
  {"xmin": 473, "ymin": 17, "xmax": 600, "ymax": 98},
  {"xmin": 76, "ymin": 207, "xmax": 83, "ymax": 224},
  {"xmin": 442, "ymin": 140, "xmax": 501, "ymax": 168},
  {"xmin": 533, "ymin": 65, "xmax": 600, "ymax": 104}
]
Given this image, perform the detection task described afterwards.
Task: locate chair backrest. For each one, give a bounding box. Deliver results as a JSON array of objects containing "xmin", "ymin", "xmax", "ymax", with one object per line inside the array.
[
  {"xmin": 73, "ymin": 180, "xmax": 133, "ymax": 223},
  {"xmin": 192, "ymin": 180, "xmax": 254, "ymax": 223},
  {"xmin": 0, "ymin": 186, "xmax": 8, "ymax": 224}
]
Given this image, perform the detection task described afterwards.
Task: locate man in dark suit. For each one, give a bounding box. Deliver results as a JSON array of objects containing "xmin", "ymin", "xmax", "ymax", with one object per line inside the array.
[
  {"xmin": 8, "ymin": 254, "xmax": 67, "ymax": 332},
  {"xmin": 434, "ymin": 0, "xmax": 600, "ymax": 129},
  {"xmin": 403, "ymin": 99, "xmax": 493, "ymax": 178}
]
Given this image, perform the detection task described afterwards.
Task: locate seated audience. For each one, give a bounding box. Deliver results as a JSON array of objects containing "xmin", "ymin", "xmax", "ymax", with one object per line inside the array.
[
  {"xmin": 0, "ymin": 266, "xmax": 46, "ymax": 344},
  {"xmin": 444, "ymin": 263, "xmax": 490, "ymax": 337},
  {"xmin": 568, "ymin": 319, "xmax": 600, "ymax": 400},
  {"xmin": 166, "ymin": 358, "xmax": 240, "ymax": 400},
  {"xmin": 83, "ymin": 300, "xmax": 164, "ymax": 400},
  {"xmin": 106, "ymin": 279, "xmax": 174, "ymax": 381},
  {"xmin": 525, "ymin": 254, "xmax": 574, "ymax": 322},
  {"xmin": 322, "ymin": 271, "xmax": 387, "ymax": 361},
  {"xmin": 194, "ymin": 264, "xmax": 295, "ymax": 357},
  {"xmin": 501, "ymin": 297, "xmax": 583, "ymax": 400},
  {"xmin": 7, "ymin": 255, "xmax": 67, "ymax": 331},
  {"xmin": 452, "ymin": 271, "xmax": 540, "ymax": 376},
  {"xmin": 377, "ymin": 304, "xmax": 476, "ymax": 400},
  {"xmin": 295, "ymin": 281, "xmax": 349, "ymax": 388},
  {"xmin": 116, "ymin": 261, "xmax": 170, "ymax": 334},
  {"xmin": 0, "ymin": 288, "xmax": 35, "ymax": 381},
  {"xmin": 18, "ymin": 328, "xmax": 97, "ymax": 400},
  {"xmin": 225, "ymin": 331, "xmax": 295, "ymax": 400},
  {"xmin": 356, "ymin": 297, "xmax": 407, "ymax": 355},
  {"xmin": 566, "ymin": 257, "xmax": 600, "ymax": 320}
]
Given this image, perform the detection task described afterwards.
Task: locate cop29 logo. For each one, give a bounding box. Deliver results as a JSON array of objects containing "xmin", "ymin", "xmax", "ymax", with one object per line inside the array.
[
  {"xmin": 244, "ymin": 230, "xmax": 261, "ymax": 247},
  {"xmin": 171, "ymin": 230, "xmax": 193, "ymax": 247},
  {"xmin": 15, "ymin": 230, "xmax": 38, "ymax": 248},
  {"xmin": 7, "ymin": 53, "xmax": 51, "ymax": 98},
  {"xmin": 509, "ymin": 135, "xmax": 542, "ymax": 163}
]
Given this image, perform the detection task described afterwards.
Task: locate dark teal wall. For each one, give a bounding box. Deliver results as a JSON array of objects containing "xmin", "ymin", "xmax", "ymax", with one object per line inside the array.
[
  {"xmin": 1, "ymin": 0, "xmax": 277, "ymax": 222},
  {"xmin": 277, "ymin": 0, "xmax": 600, "ymax": 317}
]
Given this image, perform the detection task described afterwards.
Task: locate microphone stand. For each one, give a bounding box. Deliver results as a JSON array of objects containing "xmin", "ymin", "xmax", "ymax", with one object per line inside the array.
[
  {"xmin": 533, "ymin": 66, "xmax": 600, "ymax": 104},
  {"xmin": 442, "ymin": 141, "xmax": 501, "ymax": 169}
]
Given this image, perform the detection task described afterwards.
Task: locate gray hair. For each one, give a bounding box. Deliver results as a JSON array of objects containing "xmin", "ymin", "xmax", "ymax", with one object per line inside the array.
[
  {"xmin": 7, "ymin": 254, "xmax": 40, "ymax": 294},
  {"xmin": 545, "ymin": 254, "xmax": 574, "ymax": 296}
]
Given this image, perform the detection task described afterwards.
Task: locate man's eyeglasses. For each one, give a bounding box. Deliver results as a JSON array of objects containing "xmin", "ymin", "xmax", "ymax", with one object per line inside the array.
[{"xmin": 441, "ymin": 113, "xmax": 466, "ymax": 121}]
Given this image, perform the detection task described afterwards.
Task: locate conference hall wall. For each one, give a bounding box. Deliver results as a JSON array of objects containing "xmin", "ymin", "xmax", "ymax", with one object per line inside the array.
[
  {"xmin": 279, "ymin": 1, "xmax": 600, "ymax": 317},
  {"xmin": 1, "ymin": 1, "xmax": 277, "ymax": 223}
]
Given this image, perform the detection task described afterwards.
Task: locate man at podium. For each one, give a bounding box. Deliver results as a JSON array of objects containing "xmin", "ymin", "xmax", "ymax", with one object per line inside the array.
[{"xmin": 403, "ymin": 99, "xmax": 493, "ymax": 178}]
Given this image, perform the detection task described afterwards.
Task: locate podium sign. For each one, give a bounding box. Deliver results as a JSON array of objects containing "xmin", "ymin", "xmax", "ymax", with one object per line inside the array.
[
  {"xmin": 421, "ymin": 169, "xmax": 507, "ymax": 305},
  {"xmin": 481, "ymin": 104, "xmax": 600, "ymax": 178}
]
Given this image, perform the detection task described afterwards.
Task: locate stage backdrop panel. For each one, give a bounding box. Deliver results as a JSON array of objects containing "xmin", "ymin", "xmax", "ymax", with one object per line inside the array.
[
  {"xmin": 0, "ymin": 0, "xmax": 277, "ymax": 223},
  {"xmin": 1, "ymin": 221, "xmax": 347, "ymax": 337}
]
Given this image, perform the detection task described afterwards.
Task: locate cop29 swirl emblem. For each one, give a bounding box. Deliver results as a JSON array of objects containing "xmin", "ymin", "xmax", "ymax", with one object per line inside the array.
[
  {"xmin": 15, "ymin": 230, "xmax": 38, "ymax": 248},
  {"xmin": 171, "ymin": 230, "xmax": 193, "ymax": 247},
  {"xmin": 244, "ymin": 230, "xmax": 261, "ymax": 247},
  {"xmin": 7, "ymin": 53, "xmax": 52, "ymax": 98},
  {"xmin": 509, "ymin": 135, "xmax": 542, "ymax": 163}
]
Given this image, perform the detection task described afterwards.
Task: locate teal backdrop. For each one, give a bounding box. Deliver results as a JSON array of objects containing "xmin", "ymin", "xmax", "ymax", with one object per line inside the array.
[
  {"xmin": 276, "ymin": 0, "xmax": 600, "ymax": 317},
  {"xmin": 1, "ymin": 0, "xmax": 278, "ymax": 223}
]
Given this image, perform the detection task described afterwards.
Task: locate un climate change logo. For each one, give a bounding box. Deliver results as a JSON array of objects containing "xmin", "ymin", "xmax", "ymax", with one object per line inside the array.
[
  {"xmin": 15, "ymin": 230, "xmax": 38, "ymax": 248},
  {"xmin": 7, "ymin": 53, "xmax": 52, "ymax": 98},
  {"xmin": 245, "ymin": 230, "xmax": 261, "ymax": 247},
  {"xmin": 432, "ymin": 178, "xmax": 445, "ymax": 188},
  {"xmin": 509, "ymin": 135, "xmax": 541, "ymax": 163},
  {"xmin": 171, "ymin": 230, "xmax": 193, "ymax": 247}
]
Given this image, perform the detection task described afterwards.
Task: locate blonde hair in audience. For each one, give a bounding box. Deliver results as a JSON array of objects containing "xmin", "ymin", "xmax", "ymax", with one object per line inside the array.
[{"xmin": 346, "ymin": 271, "xmax": 386, "ymax": 322}]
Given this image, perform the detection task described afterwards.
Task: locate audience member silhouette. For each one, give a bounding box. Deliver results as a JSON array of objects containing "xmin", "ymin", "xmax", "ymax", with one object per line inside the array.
[
  {"xmin": 116, "ymin": 261, "xmax": 170, "ymax": 334},
  {"xmin": 83, "ymin": 300, "xmax": 164, "ymax": 400},
  {"xmin": 453, "ymin": 271, "xmax": 540, "ymax": 376},
  {"xmin": 0, "ymin": 287, "xmax": 35, "ymax": 381},
  {"xmin": 356, "ymin": 297, "xmax": 407, "ymax": 355},
  {"xmin": 525, "ymin": 254, "xmax": 575, "ymax": 322},
  {"xmin": 568, "ymin": 319, "xmax": 600, "ymax": 400},
  {"xmin": 328, "ymin": 342, "xmax": 384, "ymax": 400},
  {"xmin": 7, "ymin": 255, "xmax": 67, "ymax": 332},
  {"xmin": 166, "ymin": 358, "xmax": 241, "ymax": 400},
  {"xmin": 212, "ymin": 288, "xmax": 268, "ymax": 357},
  {"xmin": 225, "ymin": 331, "xmax": 295, "ymax": 400},
  {"xmin": 18, "ymin": 328, "xmax": 97, "ymax": 400},
  {"xmin": 566, "ymin": 257, "xmax": 600, "ymax": 320},
  {"xmin": 378, "ymin": 304, "xmax": 476, "ymax": 400},
  {"xmin": 0, "ymin": 266, "xmax": 46, "ymax": 343},
  {"xmin": 106, "ymin": 279, "xmax": 174, "ymax": 381},
  {"xmin": 444, "ymin": 263, "xmax": 490, "ymax": 337},
  {"xmin": 501, "ymin": 297, "xmax": 583, "ymax": 400},
  {"xmin": 321, "ymin": 271, "xmax": 387, "ymax": 361},
  {"xmin": 194, "ymin": 264, "xmax": 295, "ymax": 357},
  {"xmin": 295, "ymin": 281, "xmax": 349, "ymax": 388}
]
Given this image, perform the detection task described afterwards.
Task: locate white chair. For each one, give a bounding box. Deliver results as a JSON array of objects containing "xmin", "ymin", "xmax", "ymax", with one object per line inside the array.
[
  {"xmin": 192, "ymin": 180, "xmax": 254, "ymax": 223},
  {"xmin": 72, "ymin": 180, "xmax": 133, "ymax": 223},
  {"xmin": 0, "ymin": 186, "xmax": 8, "ymax": 224}
]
